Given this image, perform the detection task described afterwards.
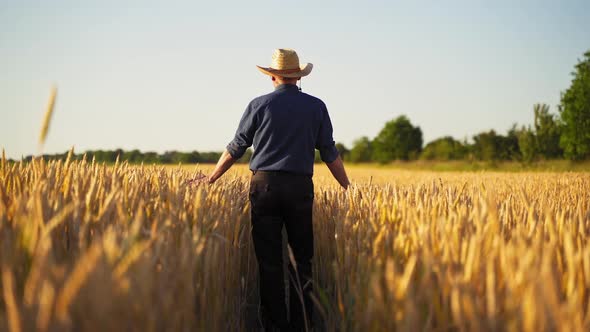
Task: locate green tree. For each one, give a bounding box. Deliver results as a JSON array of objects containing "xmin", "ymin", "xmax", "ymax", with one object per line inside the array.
[
  {"xmin": 187, "ymin": 151, "xmax": 202, "ymax": 163},
  {"xmin": 372, "ymin": 115, "xmax": 423, "ymax": 162},
  {"xmin": 143, "ymin": 152, "xmax": 159, "ymax": 163},
  {"xmin": 421, "ymin": 136, "xmax": 467, "ymax": 160},
  {"xmin": 471, "ymin": 130, "xmax": 500, "ymax": 161},
  {"xmin": 516, "ymin": 126, "xmax": 537, "ymax": 163},
  {"xmin": 92, "ymin": 150, "xmax": 107, "ymax": 162},
  {"xmin": 123, "ymin": 149, "xmax": 142, "ymax": 163},
  {"xmin": 533, "ymin": 103, "xmax": 562, "ymax": 159},
  {"xmin": 349, "ymin": 137, "xmax": 373, "ymax": 163},
  {"xmin": 559, "ymin": 50, "xmax": 590, "ymax": 160},
  {"xmin": 200, "ymin": 152, "xmax": 222, "ymax": 163},
  {"xmin": 471, "ymin": 128, "xmax": 520, "ymax": 161},
  {"xmin": 172, "ymin": 152, "xmax": 192, "ymax": 164},
  {"xmin": 502, "ymin": 125, "xmax": 521, "ymax": 160}
]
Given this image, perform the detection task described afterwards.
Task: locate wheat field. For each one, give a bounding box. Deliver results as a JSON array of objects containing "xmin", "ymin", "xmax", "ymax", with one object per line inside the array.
[{"xmin": 0, "ymin": 154, "xmax": 589, "ymax": 331}]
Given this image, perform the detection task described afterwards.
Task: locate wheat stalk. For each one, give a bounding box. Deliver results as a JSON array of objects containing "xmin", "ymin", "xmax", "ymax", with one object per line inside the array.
[
  {"xmin": 55, "ymin": 242, "xmax": 102, "ymax": 322},
  {"xmin": 39, "ymin": 85, "xmax": 58, "ymax": 150},
  {"xmin": 36, "ymin": 281, "xmax": 56, "ymax": 332},
  {"xmin": 2, "ymin": 265, "xmax": 22, "ymax": 332}
]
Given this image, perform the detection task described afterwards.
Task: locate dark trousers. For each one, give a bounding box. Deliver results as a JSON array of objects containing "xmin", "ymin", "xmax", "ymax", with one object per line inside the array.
[{"xmin": 249, "ymin": 171, "xmax": 314, "ymax": 331}]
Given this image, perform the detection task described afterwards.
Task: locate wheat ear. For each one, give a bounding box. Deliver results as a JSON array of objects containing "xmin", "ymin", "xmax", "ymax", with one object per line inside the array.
[{"xmin": 39, "ymin": 85, "xmax": 58, "ymax": 149}]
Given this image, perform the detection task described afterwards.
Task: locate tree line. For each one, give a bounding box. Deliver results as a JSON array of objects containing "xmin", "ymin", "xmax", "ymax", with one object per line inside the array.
[
  {"xmin": 337, "ymin": 105, "xmax": 562, "ymax": 163},
  {"xmin": 22, "ymin": 149, "xmax": 252, "ymax": 164}
]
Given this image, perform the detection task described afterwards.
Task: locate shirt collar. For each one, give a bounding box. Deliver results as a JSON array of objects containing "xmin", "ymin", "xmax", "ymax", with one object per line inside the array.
[{"xmin": 275, "ymin": 84, "xmax": 299, "ymax": 92}]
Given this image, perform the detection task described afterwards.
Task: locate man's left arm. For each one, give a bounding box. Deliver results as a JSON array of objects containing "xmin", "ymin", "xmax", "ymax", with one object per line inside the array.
[{"xmin": 325, "ymin": 156, "xmax": 350, "ymax": 189}]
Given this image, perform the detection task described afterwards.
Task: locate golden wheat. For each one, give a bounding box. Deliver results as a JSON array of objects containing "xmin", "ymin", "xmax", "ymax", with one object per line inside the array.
[{"xmin": 0, "ymin": 159, "xmax": 588, "ymax": 331}]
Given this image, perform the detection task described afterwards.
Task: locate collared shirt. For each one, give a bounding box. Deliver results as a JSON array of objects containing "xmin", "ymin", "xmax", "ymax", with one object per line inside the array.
[{"xmin": 227, "ymin": 84, "xmax": 339, "ymax": 175}]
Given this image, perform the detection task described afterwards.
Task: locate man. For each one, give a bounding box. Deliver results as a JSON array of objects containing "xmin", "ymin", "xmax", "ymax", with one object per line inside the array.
[{"xmin": 207, "ymin": 48, "xmax": 350, "ymax": 331}]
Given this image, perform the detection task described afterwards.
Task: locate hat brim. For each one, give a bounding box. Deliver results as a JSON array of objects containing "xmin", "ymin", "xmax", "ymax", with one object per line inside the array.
[{"xmin": 256, "ymin": 63, "xmax": 313, "ymax": 78}]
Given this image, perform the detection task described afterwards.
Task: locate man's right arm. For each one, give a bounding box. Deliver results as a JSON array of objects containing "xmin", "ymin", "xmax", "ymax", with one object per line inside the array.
[
  {"xmin": 315, "ymin": 102, "xmax": 349, "ymax": 189},
  {"xmin": 326, "ymin": 156, "xmax": 350, "ymax": 190}
]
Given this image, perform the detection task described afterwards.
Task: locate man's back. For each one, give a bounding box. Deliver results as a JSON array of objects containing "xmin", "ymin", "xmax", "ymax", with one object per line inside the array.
[{"xmin": 227, "ymin": 84, "xmax": 338, "ymax": 175}]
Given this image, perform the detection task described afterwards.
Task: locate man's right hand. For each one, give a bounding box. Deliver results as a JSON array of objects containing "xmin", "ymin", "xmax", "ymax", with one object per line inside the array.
[{"xmin": 325, "ymin": 156, "xmax": 350, "ymax": 190}]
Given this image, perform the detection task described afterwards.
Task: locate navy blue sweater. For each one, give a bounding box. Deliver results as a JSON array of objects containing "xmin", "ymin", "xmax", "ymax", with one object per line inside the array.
[{"xmin": 227, "ymin": 84, "xmax": 339, "ymax": 175}]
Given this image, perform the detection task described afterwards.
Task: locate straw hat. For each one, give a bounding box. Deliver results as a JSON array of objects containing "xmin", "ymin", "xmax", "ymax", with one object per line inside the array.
[{"xmin": 257, "ymin": 48, "xmax": 313, "ymax": 78}]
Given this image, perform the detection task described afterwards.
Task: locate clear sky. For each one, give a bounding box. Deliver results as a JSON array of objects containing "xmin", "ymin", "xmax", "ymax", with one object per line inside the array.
[{"xmin": 1, "ymin": 0, "xmax": 589, "ymax": 159}]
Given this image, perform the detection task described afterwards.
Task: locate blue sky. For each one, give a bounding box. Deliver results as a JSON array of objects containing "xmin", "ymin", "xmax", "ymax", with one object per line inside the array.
[{"xmin": 1, "ymin": 0, "xmax": 589, "ymax": 159}]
